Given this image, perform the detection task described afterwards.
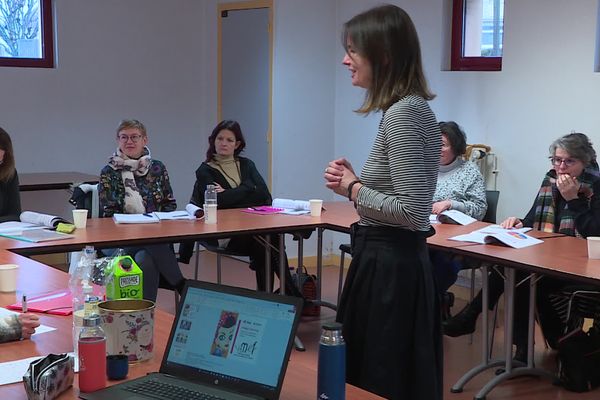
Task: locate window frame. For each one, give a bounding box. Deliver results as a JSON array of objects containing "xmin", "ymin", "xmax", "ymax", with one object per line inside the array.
[
  {"xmin": 0, "ymin": 0, "xmax": 54, "ymax": 68},
  {"xmin": 451, "ymin": 0, "xmax": 502, "ymax": 72}
]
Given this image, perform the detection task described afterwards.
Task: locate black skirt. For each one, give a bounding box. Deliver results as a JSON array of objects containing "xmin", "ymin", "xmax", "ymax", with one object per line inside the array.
[{"xmin": 337, "ymin": 224, "xmax": 443, "ymax": 400}]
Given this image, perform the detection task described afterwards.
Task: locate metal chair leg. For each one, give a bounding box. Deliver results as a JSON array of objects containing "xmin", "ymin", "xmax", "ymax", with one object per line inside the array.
[
  {"xmin": 193, "ymin": 241, "xmax": 200, "ymax": 280},
  {"xmin": 338, "ymin": 251, "xmax": 346, "ymax": 304}
]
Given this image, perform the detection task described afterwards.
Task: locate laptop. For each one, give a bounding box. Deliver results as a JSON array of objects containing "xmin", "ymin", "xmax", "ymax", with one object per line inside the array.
[{"xmin": 80, "ymin": 280, "xmax": 303, "ymax": 400}]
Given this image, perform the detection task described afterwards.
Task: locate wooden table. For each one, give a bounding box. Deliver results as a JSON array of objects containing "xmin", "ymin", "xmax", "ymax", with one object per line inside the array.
[
  {"xmin": 0, "ymin": 254, "xmax": 381, "ymax": 399},
  {"xmin": 19, "ymin": 172, "xmax": 99, "ymax": 192}
]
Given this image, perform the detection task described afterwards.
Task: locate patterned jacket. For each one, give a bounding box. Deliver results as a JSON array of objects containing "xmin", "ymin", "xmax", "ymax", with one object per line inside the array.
[{"xmin": 99, "ymin": 160, "xmax": 177, "ymax": 217}]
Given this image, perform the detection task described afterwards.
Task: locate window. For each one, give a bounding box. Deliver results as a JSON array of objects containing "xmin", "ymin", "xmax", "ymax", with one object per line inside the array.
[
  {"xmin": 0, "ymin": 0, "xmax": 54, "ymax": 68},
  {"xmin": 451, "ymin": 0, "xmax": 504, "ymax": 71}
]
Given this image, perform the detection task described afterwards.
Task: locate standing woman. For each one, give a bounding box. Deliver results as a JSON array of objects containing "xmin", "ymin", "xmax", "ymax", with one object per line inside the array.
[
  {"xmin": 0, "ymin": 127, "xmax": 21, "ymax": 222},
  {"xmin": 99, "ymin": 119, "xmax": 185, "ymax": 302},
  {"xmin": 324, "ymin": 5, "xmax": 442, "ymax": 399}
]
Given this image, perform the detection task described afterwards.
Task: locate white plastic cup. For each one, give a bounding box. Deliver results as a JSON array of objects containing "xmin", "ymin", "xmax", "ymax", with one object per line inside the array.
[
  {"xmin": 309, "ymin": 199, "xmax": 323, "ymax": 217},
  {"xmin": 0, "ymin": 264, "xmax": 19, "ymax": 292},
  {"xmin": 587, "ymin": 237, "xmax": 600, "ymax": 259},
  {"xmin": 72, "ymin": 209, "xmax": 89, "ymax": 229},
  {"xmin": 204, "ymin": 204, "xmax": 217, "ymax": 224}
]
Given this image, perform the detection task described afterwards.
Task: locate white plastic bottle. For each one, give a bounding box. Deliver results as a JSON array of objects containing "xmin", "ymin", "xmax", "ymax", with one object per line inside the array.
[{"xmin": 204, "ymin": 184, "xmax": 218, "ymax": 224}]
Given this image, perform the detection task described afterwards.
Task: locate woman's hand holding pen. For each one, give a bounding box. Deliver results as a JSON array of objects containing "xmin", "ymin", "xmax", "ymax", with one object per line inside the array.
[{"xmin": 18, "ymin": 313, "xmax": 40, "ymax": 339}]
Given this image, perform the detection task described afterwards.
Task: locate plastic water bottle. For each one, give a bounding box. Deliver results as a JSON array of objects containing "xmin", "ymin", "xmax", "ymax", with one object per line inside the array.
[
  {"xmin": 317, "ymin": 322, "xmax": 346, "ymax": 400},
  {"xmin": 70, "ymin": 246, "xmax": 96, "ymax": 356},
  {"xmin": 204, "ymin": 184, "xmax": 218, "ymax": 224},
  {"xmin": 78, "ymin": 315, "xmax": 107, "ymax": 393}
]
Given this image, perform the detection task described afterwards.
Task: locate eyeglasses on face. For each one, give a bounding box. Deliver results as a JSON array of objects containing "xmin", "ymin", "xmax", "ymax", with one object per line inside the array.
[
  {"xmin": 549, "ymin": 156, "xmax": 578, "ymax": 167},
  {"xmin": 118, "ymin": 134, "xmax": 144, "ymax": 143}
]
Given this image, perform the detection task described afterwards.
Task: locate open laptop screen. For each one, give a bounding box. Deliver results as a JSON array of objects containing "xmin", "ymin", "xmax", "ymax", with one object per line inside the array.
[{"xmin": 164, "ymin": 285, "xmax": 298, "ymax": 391}]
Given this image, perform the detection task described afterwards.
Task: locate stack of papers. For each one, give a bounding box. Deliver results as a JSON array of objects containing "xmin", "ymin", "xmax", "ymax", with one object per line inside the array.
[
  {"xmin": 449, "ymin": 225, "xmax": 542, "ymax": 249},
  {"xmin": 113, "ymin": 210, "xmax": 194, "ymax": 224}
]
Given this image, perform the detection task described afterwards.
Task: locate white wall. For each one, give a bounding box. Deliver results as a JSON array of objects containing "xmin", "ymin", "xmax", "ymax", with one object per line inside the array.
[
  {"xmin": 4, "ymin": 0, "xmax": 600, "ymax": 258},
  {"xmin": 2, "ymin": 0, "xmax": 206, "ymax": 207}
]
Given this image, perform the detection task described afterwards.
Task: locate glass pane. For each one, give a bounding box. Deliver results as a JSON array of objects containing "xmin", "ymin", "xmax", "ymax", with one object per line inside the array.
[
  {"xmin": 463, "ymin": 0, "xmax": 504, "ymax": 57},
  {"xmin": 0, "ymin": 0, "xmax": 43, "ymax": 59}
]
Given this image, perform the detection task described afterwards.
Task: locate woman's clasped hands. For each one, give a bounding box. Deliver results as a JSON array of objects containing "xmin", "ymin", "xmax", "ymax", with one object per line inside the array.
[{"xmin": 324, "ymin": 158, "xmax": 358, "ymax": 197}]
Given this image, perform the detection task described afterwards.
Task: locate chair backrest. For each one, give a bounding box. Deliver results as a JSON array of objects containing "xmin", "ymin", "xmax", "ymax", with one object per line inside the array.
[
  {"xmin": 483, "ymin": 190, "xmax": 499, "ymax": 223},
  {"xmin": 70, "ymin": 183, "xmax": 101, "ymax": 218}
]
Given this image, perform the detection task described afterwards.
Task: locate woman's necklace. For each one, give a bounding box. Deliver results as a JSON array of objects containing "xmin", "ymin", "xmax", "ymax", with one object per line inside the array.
[{"xmin": 214, "ymin": 159, "xmax": 241, "ymax": 186}]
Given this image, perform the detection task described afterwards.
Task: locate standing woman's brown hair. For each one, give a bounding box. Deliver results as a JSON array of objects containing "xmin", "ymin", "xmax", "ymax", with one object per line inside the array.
[
  {"xmin": 0, "ymin": 127, "xmax": 16, "ymax": 183},
  {"xmin": 342, "ymin": 4, "xmax": 435, "ymax": 114}
]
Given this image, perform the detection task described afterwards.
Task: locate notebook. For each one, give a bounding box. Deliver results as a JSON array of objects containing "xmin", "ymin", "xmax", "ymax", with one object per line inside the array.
[{"xmin": 80, "ymin": 280, "xmax": 303, "ymax": 400}]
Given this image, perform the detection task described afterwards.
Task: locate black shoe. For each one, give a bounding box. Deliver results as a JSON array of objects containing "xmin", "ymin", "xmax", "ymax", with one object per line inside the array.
[{"xmin": 442, "ymin": 303, "xmax": 480, "ymax": 337}]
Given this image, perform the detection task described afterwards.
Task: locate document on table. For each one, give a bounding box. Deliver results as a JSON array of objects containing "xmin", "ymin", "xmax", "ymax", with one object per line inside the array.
[
  {"xmin": 153, "ymin": 210, "xmax": 194, "ymax": 220},
  {"xmin": 0, "ymin": 221, "xmax": 44, "ymax": 234},
  {"xmin": 430, "ymin": 210, "xmax": 477, "ymax": 225},
  {"xmin": 449, "ymin": 225, "xmax": 541, "ymax": 249},
  {"xmin": 112, "ymin": 213, "xmax": 160, "ymax": 224},
  {"xmin": 0, "ymin": 229, "xmax": 74, "ymax": 243}
]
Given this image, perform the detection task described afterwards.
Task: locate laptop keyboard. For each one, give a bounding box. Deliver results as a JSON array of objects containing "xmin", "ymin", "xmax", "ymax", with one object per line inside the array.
[{"xmin": 123, "ymin": 379, "xmax": 226, "ymax": 400}]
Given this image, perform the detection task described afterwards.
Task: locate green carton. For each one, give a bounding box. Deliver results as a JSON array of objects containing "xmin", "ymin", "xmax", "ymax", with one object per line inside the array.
[{"xmin": 106, "ymin": 255, "xmax": 143, "ymax": 300}]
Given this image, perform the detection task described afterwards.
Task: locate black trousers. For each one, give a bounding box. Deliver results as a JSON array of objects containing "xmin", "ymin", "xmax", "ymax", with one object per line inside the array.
[{"xmin": 337, "ymin": 224, "xmax": 443, "ymax": 400}]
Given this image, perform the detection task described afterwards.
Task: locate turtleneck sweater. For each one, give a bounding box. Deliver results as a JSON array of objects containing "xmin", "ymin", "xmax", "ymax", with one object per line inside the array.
[
  {"xmin": 433, "ymin": 157, "xmax": 487, "ymax": 220},
  {"xmin": 208, "ymin": 154, "xmax": 241, "ymax": 188}
]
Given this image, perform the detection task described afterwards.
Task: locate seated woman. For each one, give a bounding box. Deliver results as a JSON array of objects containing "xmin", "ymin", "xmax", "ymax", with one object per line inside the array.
[
  {"xmin": 99, "ymin": 119, "xmax": 185, "ymax": 302},
  {"xmin": 179, "ymin": 120, "xmax": 301, "ymax": 297},
  {"xmin": 0, "ymin": 127, "xmax": 22, "ymax": 223},
  {"xmin": 431, "ymin": 121, "xmax": 487, "ymax": 300},
  {"xmin": 0, "ymin": 127, "xmax": 40, "ymax": 342},
  {"xmin": 444, "ymin": 132, "xmax": 600, "ymax": 360}
]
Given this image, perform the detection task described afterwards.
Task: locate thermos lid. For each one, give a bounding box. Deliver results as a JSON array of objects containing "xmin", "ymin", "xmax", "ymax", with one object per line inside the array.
[
  {"xmin": 82, "ymin": 314, "xmax": 101, "ymax": 327},
  {"xmin": 322, "ymin": 322, "xmax": 343, "ymax": 331}
]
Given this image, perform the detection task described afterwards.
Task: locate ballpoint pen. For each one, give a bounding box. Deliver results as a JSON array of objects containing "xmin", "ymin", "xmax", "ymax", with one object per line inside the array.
[{"xmin": 22, "ymin": 294, "xmax": 27, "ymax": 313}]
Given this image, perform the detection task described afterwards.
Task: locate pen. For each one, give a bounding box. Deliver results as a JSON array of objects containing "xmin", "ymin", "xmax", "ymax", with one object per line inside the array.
[
  {"xmin": 143, "ymin": 213, "xmax": 154, "ymax": 218},
  {"xmin": 22, "ymin": 294, "xmax": 27, "ymax": 313}
]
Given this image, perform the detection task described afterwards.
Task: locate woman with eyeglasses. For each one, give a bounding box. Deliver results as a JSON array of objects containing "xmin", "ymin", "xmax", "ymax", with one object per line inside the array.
[
  {"xmin": 0, "ymin": 127, "xmax": 41, "ymax": 342},
  {"xmin": 444, "ymin": 132, "xmax": 600, "ymax": 362},
  {"xmin": 99, "ymin": 119, "xmax": 186, "ymax": 302}
]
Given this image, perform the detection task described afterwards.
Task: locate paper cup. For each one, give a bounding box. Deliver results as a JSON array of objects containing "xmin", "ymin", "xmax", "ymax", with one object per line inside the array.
[
  {"xmin": 0, "ymin": 264, "xmax": 18, "ymax": 292},
  {"xmin": 72, "ymin": 209, "xmax": 88, "ymax": 229},
  {"xmin": 309, "ymin": 199, "xmax": 323, "ymax": 217},
  {"xmin": 587, "ymin": 237, "xmax": 600, "ymax": 259},
  {"xmin": 204, "ymin": 204, "xmax": 217, "ymax": 224},
  {"xmin": 98, "ymin": 299, "xmax": 155, "ymax": 363}
]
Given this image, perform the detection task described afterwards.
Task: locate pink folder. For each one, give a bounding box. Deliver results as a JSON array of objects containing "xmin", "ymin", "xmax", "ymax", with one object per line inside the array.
[{"xmin": 7, "ymin": 289, "xmax": 73, "ymax": 315}]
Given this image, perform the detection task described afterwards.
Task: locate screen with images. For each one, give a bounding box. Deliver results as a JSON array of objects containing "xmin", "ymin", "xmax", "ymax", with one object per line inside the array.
[{"xmin": 166, "ymin": 287, "xmax": 297, "ymax": 388}]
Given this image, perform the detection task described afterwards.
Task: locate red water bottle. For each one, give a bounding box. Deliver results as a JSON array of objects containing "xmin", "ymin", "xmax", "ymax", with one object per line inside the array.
[{"xmin": 78, "ymin": 315, "xmax": 106, "ymax": 392}]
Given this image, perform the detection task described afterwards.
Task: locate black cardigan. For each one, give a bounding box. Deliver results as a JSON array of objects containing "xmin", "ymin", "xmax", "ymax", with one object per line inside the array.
[
  {"xmin": 190, "ymin": 157, "xmax": 271, "ymax": 209},
  {"xmin": 0, "ymin": 171, "xmax": 21, "ymax": 223}
]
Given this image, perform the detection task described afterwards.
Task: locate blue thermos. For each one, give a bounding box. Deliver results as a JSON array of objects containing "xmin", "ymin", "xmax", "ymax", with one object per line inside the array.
[{"xmin": 317, "ymin": 322, "xmax": 346, "ymax": 400}]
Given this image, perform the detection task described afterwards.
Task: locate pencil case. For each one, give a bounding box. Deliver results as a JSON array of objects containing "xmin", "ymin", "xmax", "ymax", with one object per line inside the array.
[{"xmin": 23, "ymin": 353, "xmax": 74, "ymax": 400}]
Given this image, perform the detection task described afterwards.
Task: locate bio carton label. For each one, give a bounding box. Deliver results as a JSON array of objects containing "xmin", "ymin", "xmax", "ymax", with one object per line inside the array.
[{"xmin": 106, "ymin": 255, "xmax": 143, "ymax": 300}]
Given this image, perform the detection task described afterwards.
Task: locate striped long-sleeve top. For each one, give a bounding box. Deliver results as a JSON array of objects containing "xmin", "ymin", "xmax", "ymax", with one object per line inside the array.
[{"xmin": 355, "ymin": 95, "xmax": 441, "ymax": 231}]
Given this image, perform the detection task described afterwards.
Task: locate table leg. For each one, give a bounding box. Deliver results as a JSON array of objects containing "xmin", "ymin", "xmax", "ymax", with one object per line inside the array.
[
  {"xmin": 474, "ymin": 269, "xmax": 555, "ymax": 400},
  {"xmin": 451, "ymin": 264, "xmax": 505, "ymax": 393}
]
